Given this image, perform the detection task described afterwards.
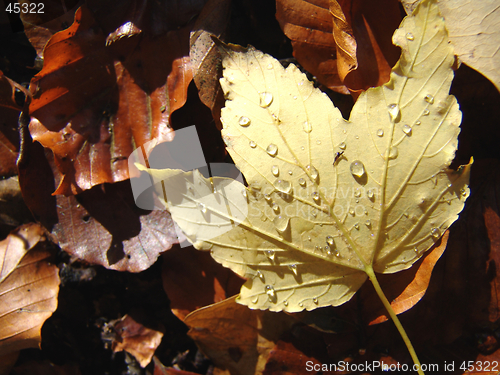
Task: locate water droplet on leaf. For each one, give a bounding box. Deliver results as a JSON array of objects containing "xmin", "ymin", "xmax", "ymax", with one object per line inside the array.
[
  {"xmin": 377, "ymin": 129, "xmax": 384, "ymax": 137},
  {"xmin": 406, "ymin": 32, "xmax": 415, "ymax": 41},
  {"xmin": 306, "ymin": 165, "xmax": 319, "ymax": 182},
  {"xmin": 423, "ymin": 109, "xmax": 430, "ymax": 116},
  {"xmin": 303, "ymin": 121, "xmax": 312, "ymax": 133},
  {"xmin": 339, "ymin": 142, "xmax": 346, "ymax": 150},
  {"xmin": 266, "ymin": 144, "xmax": 278, "ymax": 156},
  {"xmin": 265, "ymin": 285, "xmax": 276, "ymax": 301},
  {"xmin": 274, "ymin": 179, "xmax": 292, "ymax": 194},
  {"xmin": 259, "ymin": 92, "xmax": 273, "ymax": 107},
  {"xmin": 402, "ymin": 124, "xmax": 412, "ymax": 135},
  {"xmin": 249, "ymin": 141, "xmax": 257, "ymax": 148},
  {"xmin": 365, "ymin": 219, "xmax": 371, "ymax": 227},
  {"xmin": 389, "ymin": 146, "xmax": 399, "ymax": 159},
  {"xmin": 349, "ymin": 207, "xmax": 355, "ymax": 216},
  {"xmin": 350, "ymin": 160, "xmax": 366, "ymax": 178},
  {"xmin": 264, "ymin": 193, "xmax": 272, "ymax": 202},
  {"xmin": 312, "ymin": 191, "xmax": 320, "ymax": 203},
  {"xmin": 274, "ymin": 215, "xmax": 290, "ymax": 233},
  {"xmin": 271, "ymin": 165, "xmax": 279, "ymax": 176},
  {"xmin": 424, "ymin": 94, "xmax": 434, "ymax": 104},
  {"xmin": 288, "ymin": 264, "xmax": 298, "ymax": 275},
  {"xmin": 298, "ymin": 178, "xmax": 306, "ymax": 187},
  {"xmin": 257, "ymin": 270, "xmax": 265, "ymax": 282},
  {"xmin": 272, "ymin": 203, "xmax": 280, "ymax": 213},
  {"xmin": 388, "ymin": 103, "xmax": 400, "ymax": 122},
  {"xmin": 239, "ymin": 116, "xmax": 251, "ymax": 127},
  {"xmin": 265, "ymin": 250, "xmax": 275, "ymax": 261},
  {"xmin": 326, "ymin": 236, "xmax": 334, "ymax": 246},
  {"xmin": 198, "ymin": 202, "xmax": 207, "ymax": 213},
  {"xmin": 431, "ymin": 227, "xmax": 440, "ymax": 238}
]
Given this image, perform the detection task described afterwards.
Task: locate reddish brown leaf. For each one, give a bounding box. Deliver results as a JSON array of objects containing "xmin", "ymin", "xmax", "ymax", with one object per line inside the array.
[
  {"xmin": 276, "ymin": 0, "xmax": 401, "ymax": 96},
  {"xmin": 108, "ymin": 314, "xmax": 164, "ymax": 368},
  {"xmin": 162, "ymin": 245, "xmax": 245, "ymax": 321},
  {"xmin": 185, "ymin": 296, "xmax": 296, "ymax": 375},
  {"xmin": 0, "ymin": 71, "xmax": 22, "ymax": 177},
  {"xmin": 190, "ymin": 0, "xmax": 231, "ymax": 128},
  {"xmin": 18, "ymin": 137, "xmax": 181, "ymax": 272},
  {"xmin": 276, "ymin": 0, "xmax": 347, "ymax": 93},
  {"xmin": 0, "ymin": 224, "xmax": 59, "ymax": 355},
  {"xmin": 18, "ymin": 0, "xmax": 83, "ymax": 63},
  {"xmin": 28, "ymin": 5, "xmax": 193, "ymax": 195}
]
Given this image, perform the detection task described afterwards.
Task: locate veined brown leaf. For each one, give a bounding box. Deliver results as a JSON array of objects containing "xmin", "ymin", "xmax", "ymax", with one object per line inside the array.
[{"xmin": 138, "ymin": 0, "xmax": 470, "ymax": 313}]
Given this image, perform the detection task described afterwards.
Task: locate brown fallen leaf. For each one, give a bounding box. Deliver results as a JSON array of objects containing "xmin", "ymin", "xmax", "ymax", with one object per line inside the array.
[
  {"xmin": 189, "ymin": 0, "xmax": 231, "ymax": 129},
  {"xmin": 18, "ymin": 0, "xmax": 83, "ymax": 64},
  {"xmin": 18, "ymin": 134, "xmax": 181, "ymax": 272},
  {"xmin": 185, "ymin": 296, "xmax": 297, "ymax": 375},
  {"xmin": 276, "ymin": 0, "xmax": 401, "ymax": 96},
  {"xmin": 106, "ymin": 314, "xmax": 164, "ymax": 368},
  {"xmin": 0, "ymin": 71, "xmax": 22, "ymax": 178},
  {"xmin": 0, "ymin": 223, "xmax": 59, "ymax": 355},
  {"xmin": 28, "ymin": 5, "xmax": 192, "ymax": 195},
  {"xmin": 162, "ymin": 245, "xmax": 245, "ymax": 321}
]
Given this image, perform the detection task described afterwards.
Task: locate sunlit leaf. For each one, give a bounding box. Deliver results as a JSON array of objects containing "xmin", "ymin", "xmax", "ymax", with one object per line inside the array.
[
  {"xmin": 140, "ymin": 0, "xmax": 470, "ymax": 313},
  {"xmin": 0, "ymin": 224, "xmax": 59, "ymax": 354}
]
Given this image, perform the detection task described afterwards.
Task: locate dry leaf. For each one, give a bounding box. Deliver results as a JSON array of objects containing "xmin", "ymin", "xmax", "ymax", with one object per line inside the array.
[
  {"xmin": 17, "ymin": 135, "xmax": 181, "ymax": 272},
  {"xmin": 276, "ymin": 0, "xmax": 401, "ymax": 95},
  {"xmin": 185, "ymin": 297, "xmax": 296, "ymax": 375},
  {"xmin": 0, "ymin": 224, "xmax": 59, "ymax": 355},
  {"xmin": 140, "ymin": 0, "xmax": 470, "ymax": 312},
  {"xmin": 0, "ymin": 71, "xmax": 22, "ymax": 177},
  {"xmin": 108, "ymin": 314, "xmax": 163, "ymax": 368},
  {"xmin": 190, "ymin": 0, "xmax": 231, "ymax": 126},
  {"xmin": 28, "ymin": 5, "xmax": 192, "ymax": 195},
  {"xmin": 162, "ymin": 245, "xmax": 244, "ymax": 321},
  {"xmin": 18, "ymin": 0, "xmax": 82, "ymax": 63}
]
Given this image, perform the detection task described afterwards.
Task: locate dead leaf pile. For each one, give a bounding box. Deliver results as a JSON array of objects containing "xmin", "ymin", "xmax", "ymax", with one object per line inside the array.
[{"xmin": 0, "ymin": 0, "xmax": 499, "ymax": 373}]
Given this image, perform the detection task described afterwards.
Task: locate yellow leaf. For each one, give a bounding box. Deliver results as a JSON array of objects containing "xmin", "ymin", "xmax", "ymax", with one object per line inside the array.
[
  {"xmin": 139, "ymin": 0, "xmax": 470, "ymax": 314},
  {"xmin": 402, "ymin": 0, "xmax": 500, "ymax": 93}
]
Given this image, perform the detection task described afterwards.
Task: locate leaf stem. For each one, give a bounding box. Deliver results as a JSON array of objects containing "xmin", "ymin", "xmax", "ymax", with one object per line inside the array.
[{"xmin": 365, "ymin": 265, "xmax": 425, "ymax": 375}]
